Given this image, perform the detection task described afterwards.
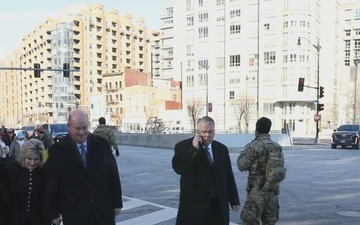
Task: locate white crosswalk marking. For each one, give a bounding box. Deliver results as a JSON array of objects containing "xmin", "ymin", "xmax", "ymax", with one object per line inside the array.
[
  {"xmin": 117, "ymin": 208, "xmax": 177, "ymax": 225},
  {"xmin": 60, "ymin": 196, "xmax": 238, "ymax": 225},
  {"xmin": 118, "ymin": 196, "xmax": 238, "ymax": 225}
]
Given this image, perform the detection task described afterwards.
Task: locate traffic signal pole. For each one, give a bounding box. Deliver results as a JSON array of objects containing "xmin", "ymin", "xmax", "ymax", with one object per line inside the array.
[
  {"xmin": 298, "ymin": 37, "xmax": 321, "ymax": 144},
  {"xmin": 0, "ymin": 64, "xmax": 78, "ymax": 76},
  {"xmin": 315, "ymin": 44, "xmax": 320, "ymax": 144}
]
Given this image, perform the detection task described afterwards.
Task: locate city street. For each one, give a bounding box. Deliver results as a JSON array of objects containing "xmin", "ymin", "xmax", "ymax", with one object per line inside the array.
[{"xmin": 115, "ymin": 141, "xmax": 360, "ymax": 225}]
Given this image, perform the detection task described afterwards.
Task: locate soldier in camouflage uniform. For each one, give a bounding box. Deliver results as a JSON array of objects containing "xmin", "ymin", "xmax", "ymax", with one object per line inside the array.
[
  {"xmin": 237, "ymin": 117, "xmax": 282, "ymax": 225},
  {"xmin": 36, "ymin": 124, "xmax": 54, "ymax": 161},
  {"xmin": 93, "ymin": 117, "xmax": 120, "ymax": 157}
]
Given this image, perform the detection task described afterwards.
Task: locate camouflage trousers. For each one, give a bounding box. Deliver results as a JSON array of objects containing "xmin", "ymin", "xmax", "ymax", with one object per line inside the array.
[{"xmin": 240, "ymin": 188, "xmax": 279, "ymax": 225}]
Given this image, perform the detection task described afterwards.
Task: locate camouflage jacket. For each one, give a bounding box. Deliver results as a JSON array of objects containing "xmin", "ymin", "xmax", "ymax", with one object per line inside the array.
[
  {"xmin": 237, "ymin": 133, "xmax": 279, "ymax": 192},
  {"xmin": 39, "ymin": 131, "xmax": 55, "ymax": 149},
  {"xmin": 93, "ymin": 125, "xmax": 119, "ymax": 151}
]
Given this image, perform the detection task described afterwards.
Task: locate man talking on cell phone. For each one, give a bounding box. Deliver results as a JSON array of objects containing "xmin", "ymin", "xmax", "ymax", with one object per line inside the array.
[{"xmin": 172, "ymin": 116, "xmax": 240, "ymax": 225}]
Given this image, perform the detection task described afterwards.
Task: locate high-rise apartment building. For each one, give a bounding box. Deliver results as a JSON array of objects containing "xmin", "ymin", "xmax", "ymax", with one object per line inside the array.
[
  {"xmin": 0, "ymin": 3, "xmax": 159, "ymax": 126},
  {"xmin": 161, "ymin": 0, "xmax": 343, "ymax": 136},
  {"xmin": 340, "ymin": 0, "xmax": 360, "ymax": 125}
]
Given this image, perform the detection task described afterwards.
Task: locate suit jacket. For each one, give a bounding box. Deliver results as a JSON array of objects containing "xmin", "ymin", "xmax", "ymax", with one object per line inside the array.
[
  {"xmin": 172, "ymin": 138, "xmax": 240, "ymax": 225},
  {"xmin": 43, "ymin": 134, "xmax": 122, "ymax": 225}
]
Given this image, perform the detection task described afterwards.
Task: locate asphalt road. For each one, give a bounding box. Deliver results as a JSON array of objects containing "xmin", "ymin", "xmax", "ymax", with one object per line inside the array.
[{"xmin": 114, "ymin": 140, "xmax": 360, "ymax": 225}]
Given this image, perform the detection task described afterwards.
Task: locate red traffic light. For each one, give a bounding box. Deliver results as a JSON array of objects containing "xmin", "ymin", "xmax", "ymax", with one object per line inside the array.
[{"xmin": 298, "ymin": 77, "xmax": 305, "ymax": 92}]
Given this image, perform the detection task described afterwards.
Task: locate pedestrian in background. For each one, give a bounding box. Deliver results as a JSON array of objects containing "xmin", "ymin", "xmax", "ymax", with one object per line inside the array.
[
  {"xmin": 237, "ymin": 117, "xmax": 286, "ymax": 225},
  {"xmin": 93, "ymin": 117, "xmax": 120, "ymax": 157},
  {"xmin": 172, "ymin": 116, "xmax": 240, "ymax": 225},
  {"xmin": 1, "ymin": 139, "xmax": 49, "ymax": 225},
  {"xmin": 2, "ymin": 129, "xmax": 15, "ymax": 148},
  {"xmin": 44, "ymin": 110, "xmax": 123, "ymax": 225},
  {"xmin": 9, "ymin": 131, "xmax": 26, "ymax": 162},
  {"xmin": 35, "ymin": 124, "xmax": 54, "ymax": 161},
  {"xmin": 0, "ymin": 143, "xmax": 9, "ymax": 224}
]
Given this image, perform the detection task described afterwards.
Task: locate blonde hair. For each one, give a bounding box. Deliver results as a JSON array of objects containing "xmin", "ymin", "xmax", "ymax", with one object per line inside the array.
[{"xmin": 18, "ymin": 139, "xmax": 45, "ymax": 168}]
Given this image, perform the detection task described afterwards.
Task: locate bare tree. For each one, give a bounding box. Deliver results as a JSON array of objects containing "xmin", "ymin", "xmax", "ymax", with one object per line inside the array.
[
  {"xmin": 186, "ymin": 99, "xmax": 203, "ymax": 133},
  {"xmin": 232, "ymin": 94, "xmax": 255, "ymax": 133}
]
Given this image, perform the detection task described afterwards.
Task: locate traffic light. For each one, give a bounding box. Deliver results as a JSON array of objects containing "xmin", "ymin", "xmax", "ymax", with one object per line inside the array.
[
  {"xmin": 63, "ymin": 63, "xmax": 70, "ymax": 77},
  {"xmin": 319, "ymin": 86, "xmax": 324, "ymax": 98},
  {"xmin": 208, "ymin": 102, "xmax": 212, "ymax": 112},
  {"xmin": 34, "ymin": 63, "xmax": 41, "ymax": 78},
  {"xmin": 317, "ymin": 103, "xmax": 324, "ymax": 112},
  {"xmin": 298, "ymin": 77, "xmax": 305, "ymax": 92}
]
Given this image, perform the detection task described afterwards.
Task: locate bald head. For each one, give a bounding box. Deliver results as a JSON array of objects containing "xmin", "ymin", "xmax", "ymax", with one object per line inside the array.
[
  {"xmin": 67, "ymin": 110, "xmax": 89, "ymax": 144},
  {"xmin": 68, "ymin": 110, "xmax": 88, "ymax": 123}
]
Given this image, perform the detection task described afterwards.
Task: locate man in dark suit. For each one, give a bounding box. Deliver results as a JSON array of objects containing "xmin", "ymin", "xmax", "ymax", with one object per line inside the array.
[
  {"xmin": 44, "ymin": 109, "xmax": 122, "ymax": 225},
  {"xmin": 172, "ymin": 116, "xmax": 240, "ymax": 225}
]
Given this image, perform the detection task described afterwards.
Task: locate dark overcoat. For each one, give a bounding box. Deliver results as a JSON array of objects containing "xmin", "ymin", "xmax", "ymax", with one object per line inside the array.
[
  {"xmin": 6, "ymin": 162, "xmax": 48, "ymax": 225},
  {"xmin": 43, "ymin": 134, "xmax": 122, "ymax": 225},
  {"xmin": 172, "ymin": 138, "xmax": 240, "ymax": 225}
]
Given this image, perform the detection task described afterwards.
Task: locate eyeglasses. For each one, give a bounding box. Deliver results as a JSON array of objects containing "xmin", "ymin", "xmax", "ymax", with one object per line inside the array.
[{"xmin": 37, "ymin": 130, "xmax": 44, "ymax": 134}]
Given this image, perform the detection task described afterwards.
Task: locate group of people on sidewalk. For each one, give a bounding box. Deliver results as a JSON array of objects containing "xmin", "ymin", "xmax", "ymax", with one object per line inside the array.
[
  {"xmin": 0, "ymin": 111, "xmax": 121, "ymax": 225},
  {"xmin": 1, "ymin": 109, "xmax": 285, "ymax": 225}
]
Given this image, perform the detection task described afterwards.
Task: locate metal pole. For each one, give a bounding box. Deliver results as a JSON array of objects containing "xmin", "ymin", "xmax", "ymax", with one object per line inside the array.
[
  {"xmin": 354, "ymin": 58, "xmax": 358, "ymax": 124},
  {"xmin": 315, "ymin": 41, "xmax": 320, "ymax": 144},
  {"xmin": 206, "ymin": 66, "xmax": 208, "ymax": 116},
  {"xmin": 257, "ymin": 0, "xmax": 260, "ymax": 119}
]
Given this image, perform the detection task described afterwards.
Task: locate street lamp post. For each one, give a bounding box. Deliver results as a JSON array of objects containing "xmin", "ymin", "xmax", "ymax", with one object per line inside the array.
[
  {"xmin": 298, "ymin": 37, "xmax": 321, "ymax": 143},
  {"xmin": 197, "ymin": 61, "xmax": 209, "ymax": 116},
  {"xmin": 354, "ymin": 57, "xmax": 359, "ymax": 124}
]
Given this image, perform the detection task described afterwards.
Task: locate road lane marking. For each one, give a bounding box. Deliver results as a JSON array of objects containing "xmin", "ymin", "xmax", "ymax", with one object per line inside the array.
[
  {"xmin": 117, "ymin": 208, "xmax": 177, "ymax": 225},
  {"xmin": 119, "ymin": 196, "xmax": 238, "ymax": 225}
]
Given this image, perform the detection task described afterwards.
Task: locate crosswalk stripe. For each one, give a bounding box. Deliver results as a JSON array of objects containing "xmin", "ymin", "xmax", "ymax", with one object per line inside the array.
[
  {"xmin": 62, "ymin": 196, "xmax": 239, "ymax": 225},
  {"xmin": 117, "ymin": 208, "xmax": 177, "ymax": 225},
  {"xmin": 122, "ymin": 198, "xmax": 148, "ymax": 211}
]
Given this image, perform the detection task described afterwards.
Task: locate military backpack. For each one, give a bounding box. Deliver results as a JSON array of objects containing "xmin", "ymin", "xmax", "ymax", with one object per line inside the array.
[{"xmin": 262, "ymin": 140, "xmax": 287, "ymax": 184}]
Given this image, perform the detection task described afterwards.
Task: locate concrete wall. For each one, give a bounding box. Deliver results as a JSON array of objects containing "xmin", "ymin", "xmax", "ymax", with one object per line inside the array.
[{"xmin": 115, "ymin": 133, "xmax": 292, "ymax": 149}]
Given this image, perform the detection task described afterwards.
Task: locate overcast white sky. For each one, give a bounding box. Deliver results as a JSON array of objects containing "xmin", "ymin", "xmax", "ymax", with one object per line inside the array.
[{"xmin": 0, "ymin": 0, "xmax": 171, "ymax": 58}]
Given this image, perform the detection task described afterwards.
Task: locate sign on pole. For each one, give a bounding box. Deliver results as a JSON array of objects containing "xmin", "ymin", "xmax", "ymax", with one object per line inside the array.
[{"xmin": 314, "ymin": 113, "xmax": 321, "ymax": 122}]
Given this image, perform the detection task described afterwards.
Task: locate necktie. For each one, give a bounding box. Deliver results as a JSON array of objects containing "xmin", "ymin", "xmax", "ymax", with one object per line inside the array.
[
  {"xmin": 204, "ymin": 147, "xmax": 213, "ymax": 165},
  {"xmin": 80, "ymin": 144, "xmax": 87, "ymax": 168}
]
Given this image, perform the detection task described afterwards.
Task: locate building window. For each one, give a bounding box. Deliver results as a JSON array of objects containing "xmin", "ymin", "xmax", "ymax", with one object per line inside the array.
[
  {"xmin": 264, "ymin": 23, "xmax": 270, "ymax": 30},
  {"xmin": 229, "ymin": 91, "xmax": 235, "ymax": 99},
  {"xmin": 230, "ymin": 24, "xmax": 241, "ymax": 34},
  {"xmin": 263, "ymin": 103, "xmax": 275, "ymax": 115},
  {"xmin": 198, "ymin": 59, "xmax": 208, "ymax": 69},
  {"xmin": 345, "ymin": 50, "xmax": 350, "ymax": 60},
  {"xmin": 198, "ymin": 0, "xmax": 204, "ymax": 7},
  {"xmin": 283, "ymin": 21, "xmax": 288, "ymax": 28},
  {"xmin": 216, "ymin": 0, "xmax": 224, "ymax": 6},
  {"xmin": 264, "ymin": 51, "xmax": 276, "ymax": 64},
  {"xmin": 186, "ymin": 0, "xmax": 193, "ymax": 11},
  {"xmin": 198, "ymin": 73, "xmax": 207, "ymax": 85},
  {"xmin": 355, "ymin": 39, "xmax": 360, "ymax": 49},
  {"xmin": 186, "ymin": 45, "xmax": 194, "ymax": 56},
  {"xmin": 249, "ymin": 54, "xmax": 258, "ymax": 66},
  {"xmin": 199, "ymin": 13, "xmax": 208, "ymax": 23},
  {"xmin": 216, "ymin": 57, "xmax": 225, "ymax": 69},
  {"xmin": 230, "ymin": 54, "xmax": 241, "ymax": 67},
  {"xmin": 345, "ymin": 40, "xmax": 350, "ymax": 49},
  {"xmin": 186, "ymin": 75, "xmax": 194, "ymax": 87},
  {"xmin": 345, "ymin": 30, "xmax": 351, "ymax": 36},
  {"xmin": 230, "ymin": 9, "xmax": 241, "ymax": 18},
  {"xmin": 199, "ymin": 26, "xmax": 208, "ymax": 38},
  {"xmin": 356, "ymin": 9, "xmax": 360, "ymax": 19},
  {"xmin": 186, "ymin": 16, "xmax": 194, "ymax": 26}
]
